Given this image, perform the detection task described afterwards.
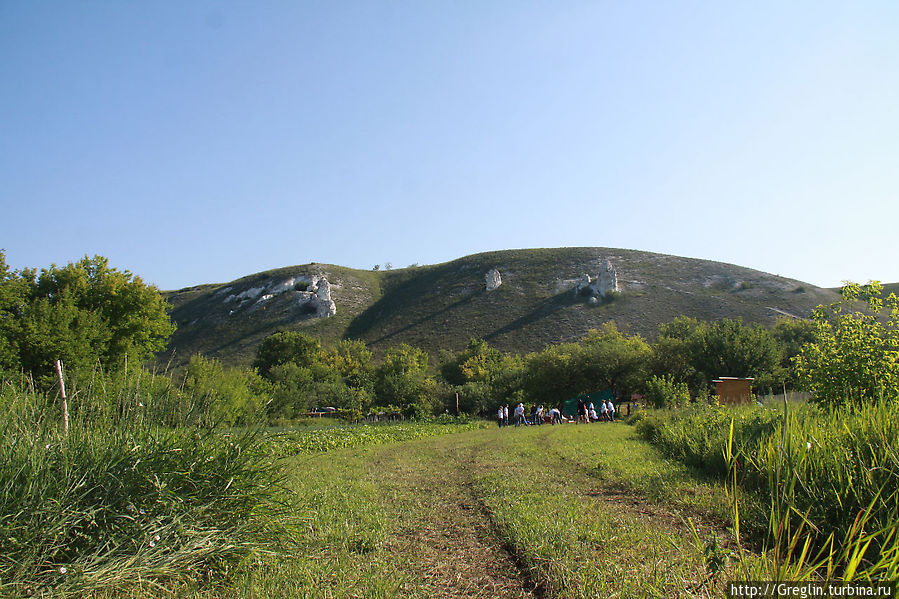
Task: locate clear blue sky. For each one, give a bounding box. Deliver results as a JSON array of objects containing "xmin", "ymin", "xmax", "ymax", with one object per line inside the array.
[{"xmin": 2, "ymin": 2, "xmax": 897, "ymax": 290}]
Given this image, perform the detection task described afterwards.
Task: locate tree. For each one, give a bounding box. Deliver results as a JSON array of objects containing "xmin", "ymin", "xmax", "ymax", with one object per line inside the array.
[
  {"xmin": 32, "ymin": 255, "xmax": 174, "ymax": 362},
  {"xmin": 321, "ymin": 339, "xmax": 374, "ymax": 391},
  {"xmin": 522, "ymin": 343, "xmax": 579, "ymax": 407},
  {"xmin": 690, "ymin": 318, "xmax": 782, "ymax": 391},
  {"xmin": 440, "ymin": 338, "xmax": 505, "ymax": 386},
  {"xmin": 575, "ymin": 323, "xmax": 651, "ymax": 397},
  {"xmin": 794, "ymin": 282, "xmax": 899, "ymax": 407},
  {"xmin": 649, "ymin": 335, "xmax": 698, "ymax": 388},
  {"xmin": 0, "ymin": 252, "xmax": 26, "ymax": 376},
  {"xmin": 252, "ymin": 331, "xmax": 322, "ymax": 378},
  {"xmin": 772, "ymin": 316, "xmax": 817, "ymax": 388},
  {"xmin": 441, "ymin": 340, "xmax": 524, "ymax": 415},
  {"xmin": 0, "ymin": 252, "xmax": 175, "ymax": 386},
  {"xmin": 374, "ymin": 343, "xmax": 433, "ymax": 416}
]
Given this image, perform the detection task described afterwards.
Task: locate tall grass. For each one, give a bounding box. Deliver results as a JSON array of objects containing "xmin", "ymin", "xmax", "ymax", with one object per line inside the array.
[
  {"xmin": 0, "ymin": 368, "xmax": 286, "ymax": 597},
  {"xmin": 636, "ymin": 400, "xmax": 899, "ymax": 579}
]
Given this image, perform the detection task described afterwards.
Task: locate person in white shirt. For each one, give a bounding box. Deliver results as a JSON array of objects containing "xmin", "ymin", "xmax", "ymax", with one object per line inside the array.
[
  {"xmin": 513, "ymin": 403, "xmax": 526, "ymax": 426},
  {"xmin": 600, "ymin": 400, "xmax": 609, "ymax": 422},
  {"xmin": 548, "ymin": 407, "xmax": 563, "ymax": 425},
  {"xmin": 497, "ymin": 406, "xmax": 505, "ymax": 428},
  {"xmin": 607, "ymin": 399, "xmax": 616, "ymax": 422}
]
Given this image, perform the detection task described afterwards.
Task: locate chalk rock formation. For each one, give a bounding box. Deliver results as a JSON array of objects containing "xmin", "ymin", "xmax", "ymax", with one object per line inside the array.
[
  {"xmin": 314, "ymin": 277, "xmax": 337, "ymax": 317},
  {"xmin": 574, "ymin": 261, "xmax": 620, "ymax": 301},
  {"xmin": 486, "ymin": 269, "xmax": 502, "ymax": 291},
  {"xmin": 596, "ymin": 260, "xmax": 619, "ymax": 296},
  {"xmin": 294, "ymin": 277, "xmax": 336, "ymax": 317},
  {"xmin": 223, "ymin": 275, "xmax": 336, "ymax": 318}
]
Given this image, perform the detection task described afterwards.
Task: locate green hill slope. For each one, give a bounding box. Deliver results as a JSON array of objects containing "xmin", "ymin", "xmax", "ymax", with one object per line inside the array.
[{"xmin": 160, "ymin": 247, "xmax": 840, "ymax": 368}]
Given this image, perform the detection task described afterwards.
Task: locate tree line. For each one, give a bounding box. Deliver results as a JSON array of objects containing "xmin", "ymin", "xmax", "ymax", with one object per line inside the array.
[{"xmin": 2, "ymin": 251, "xmax": 895, "ymax": 422}]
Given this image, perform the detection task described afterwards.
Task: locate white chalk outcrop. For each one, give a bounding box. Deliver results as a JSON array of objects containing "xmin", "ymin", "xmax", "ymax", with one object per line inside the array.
[
  {"xmin": 486, "ymin": 269, "xmax": 502, "ymax": 291},
  {"xmin": 224, "ymin": 275, "xmax": 337, "ymax": 318},
  {"xmin": 596, "ymin": 260, "xmax": 619, "ymax": 296},
  {"xmin": 574, "ymin": 260, "xmax": 620, "ymax": 301},
  {"xmin": 312, "ymin": 278, "xmax": 337, "ymax": 317}
]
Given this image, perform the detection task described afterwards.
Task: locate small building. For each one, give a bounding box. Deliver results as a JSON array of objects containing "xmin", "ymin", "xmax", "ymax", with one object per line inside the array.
[{"xmin": 713, "ymin": 377, "xmax": 754, "ymax": 404}]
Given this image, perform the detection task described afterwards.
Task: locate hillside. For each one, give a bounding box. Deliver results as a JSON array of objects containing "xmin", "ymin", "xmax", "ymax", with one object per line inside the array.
[{"xmin": 160, "ymin": 247, "xmax": 840, "ymax": 368}]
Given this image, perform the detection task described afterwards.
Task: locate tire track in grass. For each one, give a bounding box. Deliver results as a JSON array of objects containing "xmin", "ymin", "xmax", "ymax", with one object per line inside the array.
[
  {"xmin": 461, "ymin": 424, "xmax": 750, "ymax": 598},
  {"xmin": 369, "ymin": 434, "xmax": 539, "ymax": 599},
  {"xmin": 268, "ymin": 425, "xmax": 753, "ymax": 598}
]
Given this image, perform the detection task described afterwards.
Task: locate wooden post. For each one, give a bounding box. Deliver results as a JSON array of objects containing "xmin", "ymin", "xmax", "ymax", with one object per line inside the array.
[
  {"xmin": 56, "ymin": 359, "xmax": 69, "ymax": 436},
  {"xmin": 455, "ymin": 392, "xmax": 459, "ymax": 416}
]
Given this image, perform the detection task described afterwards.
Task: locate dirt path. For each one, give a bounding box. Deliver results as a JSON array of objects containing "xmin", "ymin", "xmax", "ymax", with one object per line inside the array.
[
  {"xmin": 370, "ymin": 437, "xmax": 540, "ymax": 599},
  {"xmin": 295, "ymin": 424, "xmax": 746, "ymax": 598}
]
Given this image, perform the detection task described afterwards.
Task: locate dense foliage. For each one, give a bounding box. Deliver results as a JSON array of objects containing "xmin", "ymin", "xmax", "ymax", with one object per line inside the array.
[
  {"xmin": 648, "ymin": 316, "xmax": 783, "ymax": 393},
  {"xmin": 643, "ymin": 374, "xmax": 690, "ymax": 409},
  {"xmin": 794, "ymin": 281, "xmax": 899, "ymax": 407},
  {"xmin": 251, "ymin": 332, "xmax": 447, "ymax": 420},
  {"xmin": 0, "ymin": 252, "xmax": 174, "ymax": 387}
]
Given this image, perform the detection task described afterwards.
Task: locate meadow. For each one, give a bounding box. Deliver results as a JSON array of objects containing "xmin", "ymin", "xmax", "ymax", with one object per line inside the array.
[{"xmin": 4, "ymin": 373, "xmax": 897, "ymax": 598}]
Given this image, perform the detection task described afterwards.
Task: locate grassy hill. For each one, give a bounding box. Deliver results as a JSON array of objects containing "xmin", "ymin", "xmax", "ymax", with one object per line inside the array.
[{"xmin": 160, "ymin": 247, "xmax": 840, "ymax": 368}]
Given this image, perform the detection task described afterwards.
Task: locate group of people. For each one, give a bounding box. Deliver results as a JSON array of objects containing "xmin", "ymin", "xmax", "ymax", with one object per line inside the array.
[
  {"xmin": 496, "ymin": 398, "xmax": 616, "ymax": 427},
  {"xmin": 576, "ymin": 397, "xmax": 616, "ymax": 423}
]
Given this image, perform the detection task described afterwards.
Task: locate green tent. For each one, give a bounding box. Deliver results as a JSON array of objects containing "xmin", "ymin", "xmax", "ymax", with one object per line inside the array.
[{"xmin": 563, "ymin": 389, "xmax": 614, "ymax": 417}]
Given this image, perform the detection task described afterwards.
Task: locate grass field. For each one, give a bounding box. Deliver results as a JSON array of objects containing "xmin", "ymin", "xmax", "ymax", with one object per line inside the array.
[
  {"xmin": 203, "ymin": 422, "xmax": 753, "ymax": 599},
  {"xmin": 11, "ymin": 406, "xmax": 895, "ymax": 597}
]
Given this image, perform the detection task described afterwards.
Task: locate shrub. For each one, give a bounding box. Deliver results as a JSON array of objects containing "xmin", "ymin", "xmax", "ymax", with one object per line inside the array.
[
  {"xmin": 795, "ymin": 282, "xmax": 899, "ymax": 407},
  {"xmin": 644, "ymin": 374, "xmax": 690, "ymax": 408}
]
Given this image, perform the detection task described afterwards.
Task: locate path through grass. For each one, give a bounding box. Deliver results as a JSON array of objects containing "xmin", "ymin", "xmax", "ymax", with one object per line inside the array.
[{"xmin": 220, "ymin": 423, "xmax": 751, "ymax": 598}]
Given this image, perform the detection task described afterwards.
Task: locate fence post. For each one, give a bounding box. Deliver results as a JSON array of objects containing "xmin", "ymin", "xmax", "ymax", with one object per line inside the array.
[{"xmin": 56, "ymin": 359, "xmax": 69, "ymax": 436}]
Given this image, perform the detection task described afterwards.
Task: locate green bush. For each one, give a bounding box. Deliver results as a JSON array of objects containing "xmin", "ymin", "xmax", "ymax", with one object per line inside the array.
[
  {"xmin": 795, "ymin": 281, "xmax": 899, "ymax": 407},
  {"xmin": 644, "ymin": 374, "xmax": 690, "ymax": 408}
]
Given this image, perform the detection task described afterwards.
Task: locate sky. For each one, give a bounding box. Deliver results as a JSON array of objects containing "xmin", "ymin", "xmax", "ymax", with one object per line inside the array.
[{"xmin": 1, "ymin": 1, "xmax": 897, "ymax": 291}]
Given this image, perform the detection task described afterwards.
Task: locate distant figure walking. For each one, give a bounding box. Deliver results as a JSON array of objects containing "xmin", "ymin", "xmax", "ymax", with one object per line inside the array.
[
  {"xmin": 497, "ymin": 405, "xmax": 504, "ymax": 428},
  {"xmin": 503, "ymin": 404, "xmax": 509, "ymax": 427},
  {"xmin": 607, "ymin": 399, "xmax": 616, "ymax": 422},
  {"xmin": 600, "ymin": 400, "xmax": 609, "ymax": 422}
]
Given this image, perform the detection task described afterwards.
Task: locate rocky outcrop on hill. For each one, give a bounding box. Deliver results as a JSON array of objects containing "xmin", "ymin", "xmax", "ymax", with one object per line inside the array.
[
  {"xmin": 485, "ymin": 269, "xmax": 502, "ymax": 291},
  {"xmin": 574, "ymin": 260, "xmax": 619, "ymax": 302},
  {"xmin": 312, "ymin": 277, "xmax": 337, "ymax": 317},
  {"xmin": 293, "ymin": 276, "xmax": 337, "ymax": 317},
  {"xmin": 224, "ymin": 275, "xmax": 336, "ymax": 318},
  {"xmin": 597, "ymin": 260, "xmax": 619, "ymax": 296}
]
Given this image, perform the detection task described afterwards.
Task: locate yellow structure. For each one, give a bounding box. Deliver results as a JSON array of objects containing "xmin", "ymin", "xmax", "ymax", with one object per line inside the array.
[{"xmin": 713, "ymin": 377, "xmax": 754, "ymax": 404}]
